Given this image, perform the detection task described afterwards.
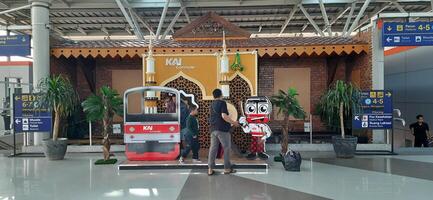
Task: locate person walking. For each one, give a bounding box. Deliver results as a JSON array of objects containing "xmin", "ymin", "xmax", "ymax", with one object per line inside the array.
[
  {"xmin": 410, "ymin": 115, "xmax": 431, "ymax": 147},
  {"xmin": 179, "ymin": 105, "xmax": 201, "ymax": 163},
  {"xmin": 208, "ymin": 89, "xmax": 239, "ymax": 175}
]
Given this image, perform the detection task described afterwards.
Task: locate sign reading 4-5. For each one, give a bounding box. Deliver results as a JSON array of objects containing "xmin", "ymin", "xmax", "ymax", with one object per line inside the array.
[
  {"xmin": 353, "ymin": 90, "xmax": 393, "ymax": 130},
  {"xmin": 383, "ymin": 22, "xmax": 433, "ymax": 46}
]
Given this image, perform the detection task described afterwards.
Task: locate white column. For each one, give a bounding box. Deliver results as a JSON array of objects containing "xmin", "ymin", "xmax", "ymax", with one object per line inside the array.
[
  {"xmin": 371, "ymin": 19, "xmax": 386, "ymax": 144},
  {"xmin": 30, "ymin": 0, "xmax": 52, "ymax": 145}
]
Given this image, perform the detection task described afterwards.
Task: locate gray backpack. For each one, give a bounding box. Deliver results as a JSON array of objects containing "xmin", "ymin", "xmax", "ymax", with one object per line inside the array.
[{"xmin": 282, "ymin": 150, "xmax": 302, "ymax": 171}]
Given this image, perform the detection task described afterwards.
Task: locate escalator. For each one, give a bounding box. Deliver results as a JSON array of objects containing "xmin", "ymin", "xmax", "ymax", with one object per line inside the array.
[{"xmin": 0, "ymin": 139, "xmax": 14, "ymax": 150}]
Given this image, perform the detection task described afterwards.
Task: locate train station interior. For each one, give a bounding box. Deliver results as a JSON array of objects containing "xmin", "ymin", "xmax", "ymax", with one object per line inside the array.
[{"xmin": 1, "ymin": 0, "xmax": 433, "ymax": 199}]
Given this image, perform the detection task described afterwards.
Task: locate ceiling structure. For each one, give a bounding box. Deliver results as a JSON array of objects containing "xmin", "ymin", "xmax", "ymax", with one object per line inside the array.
[{"xmin": 0, "ymin": 0, "xmax": 432, "ymax": 40}]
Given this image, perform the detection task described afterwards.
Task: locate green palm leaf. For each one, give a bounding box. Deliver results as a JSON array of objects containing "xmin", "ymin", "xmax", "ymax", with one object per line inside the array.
[
  {"xmin": 270, "ymin": 87, "xmax": 306, "ymax": 154},
  {"xmin": 315, "ymin": 80, "xmax": 361, "ymax": 137},
  {"xmin": 37, "ymin": 75, "xmax": 78, "ymax": 140},
  {"xmin": 81, "ymin": 86, "xmax": 123, "ymax": 137}
]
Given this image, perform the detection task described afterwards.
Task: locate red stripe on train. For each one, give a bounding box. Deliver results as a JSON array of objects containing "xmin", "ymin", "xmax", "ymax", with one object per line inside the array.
[{"xmin": 124, "ymin": 124, "xmax": 180, "ymax": 134}]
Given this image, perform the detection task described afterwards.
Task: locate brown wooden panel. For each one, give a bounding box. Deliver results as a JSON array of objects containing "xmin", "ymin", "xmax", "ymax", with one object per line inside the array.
[
  {"xmin": 112, "ymin": 70, "xmax": 143, "ymax": 122},
  {"xmin": 273, "ymin": 68, "xmax": 311, "ymax": 120}
]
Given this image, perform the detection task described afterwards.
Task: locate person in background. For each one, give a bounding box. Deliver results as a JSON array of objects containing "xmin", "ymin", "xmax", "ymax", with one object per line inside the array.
[
  {"xmin": 179, "ymin": 105, "xmax": 201, "ymax": 163},
  {"xmin": 165, "ymin": 93, "xmax": 176, "ymax": 113},
  {"xmin": 179, "ymin": 97, "xmax": 190, "ymax": 150},
  {"xmin": 208, "ymin": 89, "xmax": 239, "ymax": 175},
  {"xmin": 410, "ymin": 115, "xmax": 431, "ymax": 147}
]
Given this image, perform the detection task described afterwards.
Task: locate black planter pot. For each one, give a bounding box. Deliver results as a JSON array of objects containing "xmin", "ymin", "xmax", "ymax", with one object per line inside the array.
[
  {"xmin": 42, "ymin": 138, "xmax": 68, "ymax": 160},
  {"xmin": 281, "ymin": 151, "xmax": 302, "ymax": 171},
  {"xmin": 332, "ymin": 135, "xmax": 357, "ymax": 158}
]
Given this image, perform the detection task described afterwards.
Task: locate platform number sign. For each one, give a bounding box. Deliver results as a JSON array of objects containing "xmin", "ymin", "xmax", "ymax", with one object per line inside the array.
[
  {"xmin": 13, "ymin": 93, "xmax": 52, "ymax": 133},
  {"xmin": 383, "ymin": 22, "xmax": 433, "ymax": 46},
  {"xmin": 352, "ymin": 90, "xmax": 393, "ymax": 129}
]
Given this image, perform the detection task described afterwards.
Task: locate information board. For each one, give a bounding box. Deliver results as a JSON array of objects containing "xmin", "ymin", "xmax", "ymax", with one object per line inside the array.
[
  {"xmin": 383, "ymin": 22, "xmax": 433, "ymax": 46},
  {"xmin": 352, "ymin": 90, "xmax": 393, "ymax": 129},
  {"xmin": 0, "ymin": 35, "xmax": 31, "ymax": 56},
  {"xmin": 13, "ymin": 93, "xmax": 52, "ymax": 133}
]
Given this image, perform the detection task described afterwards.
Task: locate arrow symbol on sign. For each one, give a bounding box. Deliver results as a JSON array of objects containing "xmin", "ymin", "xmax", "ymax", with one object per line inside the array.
[
  {"xmin": 354, "ymin": 116, "xmax": 360, "ymax": 121},
  {"xmin": 387, "ymin": 26, "xmax": 392, "ymax": 31},
  {"xmin": 14, "ymin": 96, "xmax": 20, "ymax": 101},
  {"xmin": 386, "ymin": 37, "xmax": 392, "ymax": 42},
  {"xmin": 15, "ymin": 119, "xmax": 21, "ymax": 124},
  {"xmin": 386, "ymin": 92, "xmax": 392, "ymax": 97}
]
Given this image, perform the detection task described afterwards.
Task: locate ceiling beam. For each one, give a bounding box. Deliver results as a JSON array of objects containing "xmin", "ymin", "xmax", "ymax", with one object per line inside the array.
[
  {"xmin": 52, "ymin": 27, "xmax": 65, "ymax": 36},
  {"xmin": 77, "ymin": 27, "xmax": 87, "ymax": 35},
  {"xmin": 342, "ymin": 2, "xmax": 355, "ymax": 35},
  {"xmin": 391, "ymin": 0, "xmax": 407, "ymax": 13},
  {"xmin": 125, "ymin": 26, "xmax": 133, "ymax": 35},
  {"xmin": 131, "ymin": 11, "xmax": 155, "ymax": 35},
  {"xmin": 101, "ymin": 27, "xmax": 110, "ymax": 35},
  {"xmin": 319, "ymin": 0, "xmax": 332, "ymax": 36},
  {"xmin": 53, "ymin": 20, "xmax": 327, "ymax": 30},
  {"xmin": 354, "ymin": 2, "xmax": 392, "ymax": 31},
  {"xmin": 57, "ymin": 0, "xmax": 70, "ymax": 7},
  {"xmin": 0, "ymin": 2, "xmax": 9, "ymax": 9},
  {"xmin": 299, "ymin": 4, "xmax": 325, "ymax": 36},
  {"xmin": 50, "ymin": 14, "xmax": 329, "ymax": 22},
  {"xmin": 3, "ymin": 0, "xmax": 432, "ymax": 9},
  {"xmin": 115, "ymin": 0, "xmax": 144, "ymax": 40},
  {"xmin": 179, "ymin": 0, "xmax": 191, "ymax": 23},
  {"xmin": 57, "ymin": 24, "xmax": 357, "ymax": 36},
  {"xmin": 301, "ymin": 23, "xmax": 309, "ymax": 32},
  {"xmin": 0, "ymin": 5, "xmax": 31, "ymax": 15},
  {"xmin": 345, "ymin": 0, "xmax": 371, "ymax": 36},
  {"xmin": 280, "ymin": 3, "xmax": 299, "ymax": 34},
  {"xmin": 161, "ymin": 6, "xmax": 184, "ymax": 39},
  {"xmin": 323, "ymin": 4, "xmax": 350, "ymax": 32},
  {"xmin": 156, "ymin": 0, "xmax": 170, "ymax": 40}
]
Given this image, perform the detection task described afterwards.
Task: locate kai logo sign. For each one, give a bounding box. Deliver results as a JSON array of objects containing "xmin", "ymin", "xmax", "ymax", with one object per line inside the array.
[
  {"xmin": 142, "ymin": 126, "xmax": 153, "ymax": 131},
  {"xmin": 166, "ymin": 57, "xmax": 182, "ymax": 66},
  {"xmin": 164, "ymin": 57, "xmax": 195, "ymax": 69}
]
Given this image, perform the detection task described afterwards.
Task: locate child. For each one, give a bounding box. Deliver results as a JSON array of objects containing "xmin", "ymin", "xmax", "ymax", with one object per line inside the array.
[{"xmin": 179, "ymin": 105, "xmax": 201, "ymax": 163}]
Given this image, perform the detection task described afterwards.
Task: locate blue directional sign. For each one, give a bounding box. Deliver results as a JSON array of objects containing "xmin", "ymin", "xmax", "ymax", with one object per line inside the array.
[
  {"xmin": 0, "ymin": 35, "xmax": 31, "ymax": 56},
  {"xmin": 353, "ymin": 90, "xmax": 393, "ymax": 129},
  {"xmin": 13, "ymin": 94, "xmax": 52, "ymax": 133},
  {"xmin": 383, "ymin": 22, "xmax": 433, "ymax": 46}
]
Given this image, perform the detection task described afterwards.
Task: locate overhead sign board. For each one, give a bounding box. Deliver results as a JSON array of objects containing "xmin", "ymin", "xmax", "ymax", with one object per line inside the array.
[
  {"xmin": 383, "ymin": 22, "xmax": 433, "ymax": 46},
  {"xmin": 353, "ymin": 90, "xmax": 393, "ymax": 129},
  {"xmin": 0, "ymin": 35, "xmax": 31, "ymax": 56},
  {"xmin": 13, "ymin": 93, "xmax": 52, "ymax": 133}
]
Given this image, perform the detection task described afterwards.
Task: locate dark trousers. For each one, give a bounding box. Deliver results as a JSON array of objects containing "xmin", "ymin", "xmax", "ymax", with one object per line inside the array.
[
  {"xmin": 414, "ymin": 137, "xmax": 429, "ymax": 147},
  {"xmin": 181, "ymin": 134, "xmax": 200, "ymax": 159}
]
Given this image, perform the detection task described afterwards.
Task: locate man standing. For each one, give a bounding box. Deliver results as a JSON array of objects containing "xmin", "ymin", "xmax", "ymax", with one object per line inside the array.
[
  {"xmin": 410, "ymin": 115, "xmax": 431, "ymax": 147},
  {"xmin": 208, "ymin": 89, "xmax": 239, "ymax": 175}
]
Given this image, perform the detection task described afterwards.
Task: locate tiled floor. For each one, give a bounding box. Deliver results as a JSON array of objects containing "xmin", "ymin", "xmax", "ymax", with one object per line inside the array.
[{"xmin": 1, "ymin": 153, "xmax": 433, "ymax": 200}]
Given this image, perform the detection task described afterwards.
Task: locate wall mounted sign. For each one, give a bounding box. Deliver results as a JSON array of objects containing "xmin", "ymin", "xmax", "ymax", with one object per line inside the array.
[
  {"xmin": 383, "ymin": 22, "xmax": 433, "ymax": 46},
  {"xmin": 0, "ymin": 35, "xmax": 31, "ymax": 56}
]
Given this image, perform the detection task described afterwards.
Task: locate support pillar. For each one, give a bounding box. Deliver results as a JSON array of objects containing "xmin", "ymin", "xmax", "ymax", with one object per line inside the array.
[
  {"xmin": 372, "ymin": 19, "xmax": 386, "ymax": 144},
  {"xmin": 30, "ymin": 0, "xmax": 52, "ymax": 145}
]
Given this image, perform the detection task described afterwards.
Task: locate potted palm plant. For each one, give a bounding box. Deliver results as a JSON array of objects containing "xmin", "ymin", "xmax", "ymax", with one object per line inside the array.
[
  {"xmin": 316, "ymin": 80, "xmax": 361, "ymax": 158},
  {"xmin": 82, "ymin": 86, "xmax": 123, "ymax": 164},
  {"xmin": 38, "ymin": 75, "xmax": 77, "ymax": 160},
  {"xmin": 271, "ymin": 88, "xmax": 306, "ymax": 161}
]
